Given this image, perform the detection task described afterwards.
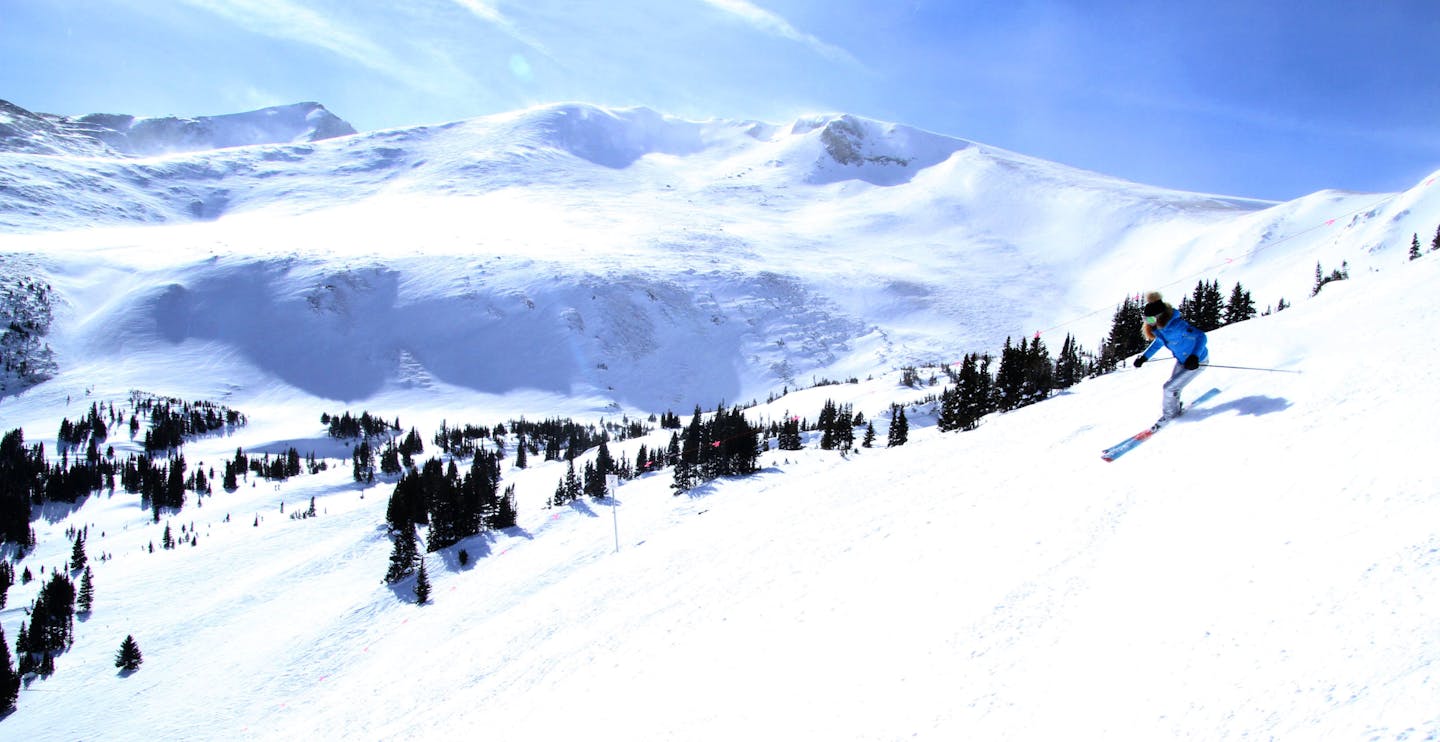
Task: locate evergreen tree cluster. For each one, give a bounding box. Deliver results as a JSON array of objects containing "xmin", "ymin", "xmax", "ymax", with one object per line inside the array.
[
  {"xmin": 816, "ymin": 399, "xmax": 862, "ymax": 451},
  {"xmin": 764, "ymin": 400, "xmax": 863, "ymax": 453},
  {"xmin": 1099, "ymin": 280, "xmax": 1262, "ymax": 369},
  {"xmin": 14, "ymin": 571, "xmax": 77, "ymax": 677},
  {"xmin": 930, "ymin": 281, "xmax": 1263, "ymax": 438},
  {"xmin": 385, "ymin": 450, "xmax": 518, "ymax": 558},
  {"xmin": 135, "ymin": 394, "xmax": 245, "ymax": 453},
  {"xmin": 938, "ymin": 353, "xmax": 994, "ymax": 432},
  {"xmin": 361, "ymin": 432, "xmax": 433, "ymax": 483},
  {"xmin": 322, "ymin": 410, "xmax": 399, "ymax": 440},
  {"xmin": 1177, "ymin": 280, "xmax": 1226, "ymax": 331},
  {"xmin": 57, "ymin": 402, "xmax": 110, "ymax": 449},
  {"xmin": 508, "ymin": 415, "xmax": 652, "ymax": 464},
  {"xmin": 582, "ymin": 441, "xmax": 617, "ymax": 499},
  {"xmin": 119, "ymin": 453, "xmax": 190, "ymax": 519},
  {"xmin": 993, "ymin": 335, "xmax": 1055, "ymax": 412},
  {"xmin": 1177, "ymin": 279, "xmax": 1258, "ymax": 331},
  {"xmin": 773, "ymin": 415, "xmax": 804, "ymax": 451},
  {"xmin": 433, "ymin": 420, "xmax": 486, "ymax": 457},
  {"xmin": 353, "ymin": 440, "xmax": 376, "ymax": 483},
  {"xmin": 0, "ymin": 273, "xmax": 58, "ymax": 393},
  {"xmin": 223, "ymin": 446, "xmax": 324, "ymax": 490},
  {"xmin": 1311, "ymin": 261, "xmax": 1350, "ymax": 296},
  {"xmin": 1097, "ymin": 295, "xmax": 1147, "ymax": 373},
  {"xmin": 670, "ymin": 404, "xmax": 762, "ymax": 494},
  {"xmin": 1, "ymin": 428, "xmax": 123, "ymax": 546}
]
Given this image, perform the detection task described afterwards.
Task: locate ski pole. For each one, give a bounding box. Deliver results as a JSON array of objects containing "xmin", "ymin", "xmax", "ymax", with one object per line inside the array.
[
  {"xmin": 1149, "ymin": 356, "xmax": 1302, "ymax": 374},
  {"xmin": 1200, "ymin": 363, "xmax": 1301, "ymax": 374}
]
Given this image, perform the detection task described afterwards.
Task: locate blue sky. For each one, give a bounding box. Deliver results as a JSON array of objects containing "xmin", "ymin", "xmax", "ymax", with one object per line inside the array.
[{"xmin": 2, "ymin": 0, "xmax": 1437, "ymax": 201}]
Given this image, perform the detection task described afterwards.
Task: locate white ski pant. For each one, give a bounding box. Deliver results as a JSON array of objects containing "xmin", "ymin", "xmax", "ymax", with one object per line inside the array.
[{"xmin": 1162, "ymin": 362, "xmax": 1204, "ymax": 419}]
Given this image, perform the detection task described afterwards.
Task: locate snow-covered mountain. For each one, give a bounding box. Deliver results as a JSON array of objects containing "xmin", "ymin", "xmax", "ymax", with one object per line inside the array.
[
  {"xmin": 6, "ymin": 101, "xmax": 1434, "ymax": 412},
  {"xmin": 0, "ymin": 99, "xmax": 354, "ymax": 158},
  {"xmin": 1, "ymin": 100, "xmax": 1439, "ymax": 739}
]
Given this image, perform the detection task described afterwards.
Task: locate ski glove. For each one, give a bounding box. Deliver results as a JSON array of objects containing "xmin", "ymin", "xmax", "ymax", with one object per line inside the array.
[
  {"xmin": 1184, "ymin": 355, "xmax": 1200, "ymax": 370},
  {"xmin": 1133, "ymin": 356, "xmax": 1146, "ymax": 368}
]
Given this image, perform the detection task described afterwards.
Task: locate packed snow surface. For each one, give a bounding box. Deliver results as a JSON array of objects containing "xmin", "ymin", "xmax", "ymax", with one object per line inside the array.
[{"xmin": 0, "ymin": 101, "xmax": 1438, "ymax": 739}]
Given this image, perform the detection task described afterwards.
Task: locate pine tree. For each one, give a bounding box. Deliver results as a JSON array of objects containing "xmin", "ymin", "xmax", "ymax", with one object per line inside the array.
[
  {"xmin": 563, "ymin": 460, "xmax": 581, "ymax": 503},
  {"xmin": 0, "ymin": 625, "xmax": 18, "ymax": 710},
  {"xmin": 938, "ymin": 386, "xmax": 965, "ymax": 432},
  {"xmin": 1180, "ymin": 280, "xmax": 1224, "ymax": 331},
  {"xmin": 70, "ymin": 532, "xmax": 88, "ymax": 571},
  {"xmin": 492, "ymin": 484, "xmax": 518, "ymax": 530},
  {"xmin": 832, "ymin": 404, "xmax": 855, "ymax": 451},
  {"xmin": 670, "ymin": 457, "xmax": 696, "ymax": 495},
  {"xmin": 1224, "ymin": 282, "xmax": 1256, "ymax": 325},
  {"xmin": 78, "ymin": 567, "xmax": 94, "ymax": 614},
  {"xmin": 15, "ymin": 623, "xmax": 34, "ymax": 676},
  {"xmin": 1432, "ymin": 224, "xmax": 1440, "ymax": 253},
  {"xmin": 778, "ymin": 417, "xmax": 803, "ymax": 450},
  {"xmin": 352, "ymin": 439, "xmax": 375, "ymax": 483},
  {"xmin": 1098, "ymin": 296, "xmax": 1146, "ymax": 372},
  {"xmin": 862, "ymin": 422, "xmax": 876, "ymax": 448},
  {"xmin": 384, "ymin": 525, "xmax": 418, "ymax": 584},
  {"xmin": 413, "ymin": 557, "xmax": 431, "ymax": 605},
  {"xmin": 886, "ymin": 404, "xmax": 909, "ymax": 447},
  {"xmin": 379, "ymin": 441, "xmax": 402, "ymax": 475},
  {"xmin": 818, "ymin": 400, "xmax": 838, "ymax": 450},
  {"xmin": 514, "ymin": 435, "xmax": 527, "ymax": 469},
  {"xmin": 1053, "ymin": 333, "xmax": 1085, "ymax": 390},
  {"xmin": 1021, "ymin": 335, "xmax": 1054, "ymax": 405},
  {"xmin": 115, "ymin": 634, "xmax": 142, "ymax": 671},
  {"xmin": 1409, "ymin": 232, "xmax": 1422, "ymax": 260},
  {"xmin": 993, "ymin": 337, "xmax": 1026, "ymax": 411}
]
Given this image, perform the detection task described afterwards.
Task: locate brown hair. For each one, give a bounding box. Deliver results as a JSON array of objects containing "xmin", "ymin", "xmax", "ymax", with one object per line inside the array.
[{"xmin": 1140, "ymin": 291, "xmax": 1172, "ymax": 341}]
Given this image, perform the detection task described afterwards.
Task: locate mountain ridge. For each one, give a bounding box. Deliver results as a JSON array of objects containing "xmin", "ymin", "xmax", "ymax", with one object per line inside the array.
[
  {"xmin": 0, "ymin": 99, "xmax": 356, "ymax": 158},
  {"xmin": 2, "ymin": 101, "xmax": 1436, "ymax": 412}
]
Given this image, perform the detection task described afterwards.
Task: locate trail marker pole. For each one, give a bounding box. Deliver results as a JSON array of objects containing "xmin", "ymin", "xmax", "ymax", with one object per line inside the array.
[{"xmin": 607, "ymin": 474, "xmax": 620, "ymax": 553}]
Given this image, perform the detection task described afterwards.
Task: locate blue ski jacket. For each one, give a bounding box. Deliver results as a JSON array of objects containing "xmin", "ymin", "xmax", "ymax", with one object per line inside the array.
[{"xmin": 1142, "ymin": 314, "xmax": 1209, "ymax": 365}]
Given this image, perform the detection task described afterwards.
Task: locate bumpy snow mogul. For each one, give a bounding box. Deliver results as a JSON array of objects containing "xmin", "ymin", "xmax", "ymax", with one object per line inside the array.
[{"xmin": 1101, "ymin": 387, "xmax": 1221, "ymax": 462}]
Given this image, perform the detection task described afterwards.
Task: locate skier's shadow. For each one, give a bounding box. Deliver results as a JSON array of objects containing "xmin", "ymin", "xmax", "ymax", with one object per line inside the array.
[{"xmin": 1188, "ymin": 395, "xmax": 1292, "ymax": 421}]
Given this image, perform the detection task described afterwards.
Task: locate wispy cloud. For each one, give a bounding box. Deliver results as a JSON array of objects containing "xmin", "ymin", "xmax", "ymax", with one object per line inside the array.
[
  {"xmin": 699, "ymin": 0, "xmax": 860, "ymax": 66},
  {"xmin": 173, "ymin": 0, "xmax": 443, "ymax": 92},
  {"xmin": 447, "ymin": 0, "xmax": 550, "ymax": 56}
]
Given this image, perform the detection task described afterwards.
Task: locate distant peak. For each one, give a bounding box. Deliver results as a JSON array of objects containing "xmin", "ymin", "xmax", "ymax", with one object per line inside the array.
[{"xmin": 0, "ymin": 99, "xmax": 357, "ymax": 157}]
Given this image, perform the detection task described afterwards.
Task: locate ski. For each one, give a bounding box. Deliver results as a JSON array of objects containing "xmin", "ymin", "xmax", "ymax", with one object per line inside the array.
[{"xmin": 1101, "ymin": 387, "xmax": 1221, "ymax": 462}]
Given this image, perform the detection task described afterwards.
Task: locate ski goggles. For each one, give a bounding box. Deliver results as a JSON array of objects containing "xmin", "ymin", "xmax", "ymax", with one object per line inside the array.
[{"xmin": 1144, "ymin": 315, "xmax": 1159, "ymax": 325}]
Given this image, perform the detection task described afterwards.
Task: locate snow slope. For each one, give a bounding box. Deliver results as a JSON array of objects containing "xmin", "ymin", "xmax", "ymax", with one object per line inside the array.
[
  {"xmin": 0, "ymin": 101, "xmax": 1438, "ymax": 739},
  {"xmin": 0, "ymin": 221, "xmax": 1438, "ymax": 740}
]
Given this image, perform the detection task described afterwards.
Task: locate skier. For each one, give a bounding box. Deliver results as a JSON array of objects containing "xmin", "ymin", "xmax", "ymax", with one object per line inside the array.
[{"xmin": 1132, "ymin": 291, "xmax": 1208, "ymax": 427}]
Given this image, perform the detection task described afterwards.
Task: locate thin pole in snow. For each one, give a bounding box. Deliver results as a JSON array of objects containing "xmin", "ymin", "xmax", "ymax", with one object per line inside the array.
[{"xmin": 607, "ymin": 474, "xmax": 620, "ymax": 553}]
